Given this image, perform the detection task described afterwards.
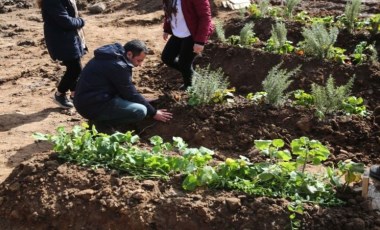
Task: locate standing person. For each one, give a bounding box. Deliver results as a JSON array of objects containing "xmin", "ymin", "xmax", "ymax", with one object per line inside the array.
[
  {"xmin": 37, "ymin": 0, "xmax": 87, "ymax": 109},
  {"xmin": 161, "ymin": 0, "xmax": 213, "ymax": 90},
  {"xmin": 74, "ymin": 40, "xmax": 173, "ymax": 133}
]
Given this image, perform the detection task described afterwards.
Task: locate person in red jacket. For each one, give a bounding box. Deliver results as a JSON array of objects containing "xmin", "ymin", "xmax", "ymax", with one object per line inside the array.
[{"xmin": 161, "ymin": 0, "xmax": 213, "ymax": 90}]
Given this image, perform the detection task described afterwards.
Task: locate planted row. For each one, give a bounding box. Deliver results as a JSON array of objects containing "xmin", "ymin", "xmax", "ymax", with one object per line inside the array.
[
  {"xmin": 215, "ymin": 19, "xmax": 378, "ymax": 65},
  {"xmin": 34, "ymin": 125, "xmax": 364, "ymax": 207}
]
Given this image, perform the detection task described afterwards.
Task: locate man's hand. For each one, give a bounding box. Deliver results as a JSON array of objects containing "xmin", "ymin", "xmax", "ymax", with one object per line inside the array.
[{"xmin": 153, "ymin": 109, "xmax": 172, "ymax": 122}]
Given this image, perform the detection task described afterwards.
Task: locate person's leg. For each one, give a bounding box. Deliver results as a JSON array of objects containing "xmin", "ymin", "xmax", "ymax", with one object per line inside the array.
[
  {"xmin": 54, "ymin": 58, "xmax": 82, "ymax": 108},
  {"xmin": 93, "ymin": 96, "xmax": 147, "ymax": 127},
  {"xmin": 58, "ymin": 58, "xmax": 82, "ymax": 97},
  {"xmin": 161, "ymin": 35, "xmax": 182, "ymax": 72},
  {"xmin": 176, "ymin": 36, "xmax": 197, "ymax": 89}
]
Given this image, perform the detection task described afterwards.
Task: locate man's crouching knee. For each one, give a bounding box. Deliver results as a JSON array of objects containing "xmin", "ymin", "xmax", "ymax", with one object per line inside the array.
[{"xmin": 134, "ymin": 104, "xmax": 148, "ymax": 121}]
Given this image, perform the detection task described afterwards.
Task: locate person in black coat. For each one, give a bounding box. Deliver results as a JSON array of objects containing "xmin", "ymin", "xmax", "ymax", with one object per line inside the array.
[
  {"xmin": 74, "ymin": 40, "xmax": 172, "ymax": 132},
  {"xmin": 37, "ymin": 0, "xmax": 87, "ymax": 109}
]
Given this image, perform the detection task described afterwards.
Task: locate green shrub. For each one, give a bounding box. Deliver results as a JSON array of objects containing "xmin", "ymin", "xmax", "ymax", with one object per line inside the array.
[
  {"xmin": 240, "ymin": 22, "xmax": 257, "ymax": 46},
  {"xmin": 214, "ymin": 20, "xmax": 226, "ymax": 43},
  {"xmin": 284, "ymin": 0, "xmax": 301, "ymax": 18},
  {"xmin": 311, "ymin": 75, "xmax": 354, "ymax": 119},
  {"xmin": 265, "ymin": 22, "xmax": 294, "ymax": 54},
  {"xmin": 262, "ymin": 63, "xmax": 300, "ymax": 107},
  {"xmin": 227, "ymin": 22, "xmax": 258, "ymax": 47},
  {"xmin": 300, "ymin": 23, "xmax": 339, "ymax": 59},
  {"xmin": 188, "ymin": 65, "xmax": 230, "ymax": 106},
  {"xmin": 352, "ymin": 42, "xmax": 378, "ymax": 64},
  {"xmin": 344, "ymin": 0, "xmax": 362, "ymax": 33},
  {"xmin": 258, "ymin": 0, "xmax": 270, "ymax": 18}
]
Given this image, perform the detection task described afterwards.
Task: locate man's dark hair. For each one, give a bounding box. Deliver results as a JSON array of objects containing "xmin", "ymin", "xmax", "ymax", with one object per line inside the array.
[{"xmin": 123, "ymin": 39, "xmax": 148, "ymax": 57}]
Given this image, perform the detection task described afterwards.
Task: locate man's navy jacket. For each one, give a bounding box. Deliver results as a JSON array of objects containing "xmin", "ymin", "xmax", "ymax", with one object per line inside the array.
[{"xmin": 74, "ymin": 43, "xmax": 156, "ymax": 120}]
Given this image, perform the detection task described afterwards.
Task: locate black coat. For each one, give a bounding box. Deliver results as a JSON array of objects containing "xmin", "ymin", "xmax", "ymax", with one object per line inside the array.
[
  {"xmin": 41, "ymin": 0, "xmax": 85, "ymax": 61},
  {"xmin": 74, "ymin": 43, "xmax": 157, "ymax": 120}
]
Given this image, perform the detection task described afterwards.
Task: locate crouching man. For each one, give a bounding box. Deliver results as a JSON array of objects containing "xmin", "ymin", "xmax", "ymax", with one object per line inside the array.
[{"xmin": 74, "ymin": 39, "xmax": 172, "ymax": 132}]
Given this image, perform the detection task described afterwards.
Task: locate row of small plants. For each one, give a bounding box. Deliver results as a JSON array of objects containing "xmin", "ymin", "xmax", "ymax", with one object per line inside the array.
[
  {"xmin": 34, "ymin": 125, "xmax": 364, "ymax": 228},
  {"xmin": 215, "ymin": 19, "xmax": 378, "ymax": 65},
  {"xmin": 187, "ymin": 64, "xmax": 368, "ymax": 120},
  {"xmin": 245, "ymin": 0, "xmax": 380, "ymax": 35}
]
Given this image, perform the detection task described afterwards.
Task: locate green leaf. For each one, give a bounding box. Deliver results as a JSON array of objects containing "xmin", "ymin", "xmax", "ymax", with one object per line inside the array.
[
  {"xmin": 150, "ymin": 136, "xmax": 163, "ymax": 146},
  {"xmin": 182, "ymin": 174, "xmax": 198, "ymax": 191},
  {"xmin": 272, "ymin": 139, "xmax": 285, "ymax": 148},
  {"xmin": 32, "ymin": 132, "xmax": 49, "ymax": 141},
  {"xmin": 276, "ymin": 150, "xmax": 292, "ymax": 161},
  {"xmin": 259, "ymin": 172, "xmax": 274, "ymax": 181},
  {"xmin": 254, "ymin": 140, "xmax": 272, "ymax": 150}
]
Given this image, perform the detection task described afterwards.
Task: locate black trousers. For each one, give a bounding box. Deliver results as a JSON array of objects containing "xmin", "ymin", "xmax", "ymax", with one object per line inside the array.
[
  {"xmin": 161, "ymin": 35, "xmax": 197, "ymax": 87},
  {"xmin": 57, "ymin": 58, "xmax": 82, "ymax": 94}
]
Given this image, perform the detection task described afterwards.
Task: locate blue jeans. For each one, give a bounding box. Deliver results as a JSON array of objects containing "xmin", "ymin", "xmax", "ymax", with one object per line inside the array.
[{"xmin": 93, "ymin": 96, "xmax": 147, "ymax": 126}]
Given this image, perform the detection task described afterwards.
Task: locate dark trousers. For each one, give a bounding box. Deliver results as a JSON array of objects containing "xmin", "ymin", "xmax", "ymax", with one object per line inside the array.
[
  {"xmin": 161, "ymin": 35, "xmax": 197, "ymax": 87},
  {"xmin": 57, "ymin": 58, "xmax": 82, "ymax": 94}
]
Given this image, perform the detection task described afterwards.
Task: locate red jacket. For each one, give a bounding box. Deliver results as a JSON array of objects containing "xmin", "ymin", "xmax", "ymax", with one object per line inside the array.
[{"xmin": 163, "ymin": 0, "xmax": 213, "ymax": 45}]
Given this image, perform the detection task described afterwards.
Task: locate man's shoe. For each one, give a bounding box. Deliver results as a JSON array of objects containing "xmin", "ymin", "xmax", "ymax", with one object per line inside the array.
[
  {"xmin": 370, "ymin": 165, "xmax": 380, "ymax": 181},
  {"xmin": 53, "ymin": 93, "xmax": 74, "ymax": 109}
]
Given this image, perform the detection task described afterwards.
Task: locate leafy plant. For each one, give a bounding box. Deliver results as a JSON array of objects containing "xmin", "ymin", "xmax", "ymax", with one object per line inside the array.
[
  {"xmin": 294, "ymin": 10, "xmax": 311, "ymax": 24},
  {"xmin": 310, "ymin": 16, "xmax": 335, "ymax": 27},
  {"xmin": 328, "ymin": 47, "xmax": 349, "ymax": 64},
  {"xmin": 211, "ymin": 88, "xmax": 235, "ymax": 104},
  {"xmin": 288, "ymin": 201, "xmax": 304, "ymax": 230},
  {"xmin": 327, "ymin": 159, "xmax": 364, "ymax": 190},
  {"xmin": 341, "ymin": 96, "xmax": 367, "ymax": 116},
  {"xmin": 293, "ymin": 89, "xmax": 314, "ymax": 107},
  {"xmin": 343, "ymin": 0, "xmax": 362, "ymax": 33},
  {"xmin": 268, "ymin": 6, "xmax": 282, "ymax": 18},
  {"xmin": 300, "ymin": 23, "xmax": 339, "ymax": 59},
  {"xmin": 291, "ymin": 137, "xmax": 330, "ymax": 173},
  {"xmin": 247, "ymin": 3, "xmax": 261, "ymax": 18},
  {"xmin": 248, "ymin": 0, "xmax": 271, "ymax": 19},
  {"xmin": 311, "ymin": 75, "xmax": 355, "ymax": 119},
  {"xmin": 284, "ymin": 0, "xmax": 301, "ymax": 19},
  {"xmin": 369, "ymin": 14, "xmax": 380, "ymax": 35},
  {"xmin": 262, "ymin": 63, "xmax": 301, "ymax": 107},
  {"xmin": 351, "ymin": 41, "xmax": 378, "ymax": 64},
  {"xmin": 246, "ymin": 91, "xmax": 268, "ymax": 104},
  {"xmin": 255, "ymin": 139, "xmax": 292, "ymax": 164},
  {"xmin": 187, "ymin": 65, "xmax": 230, "ymax": 106},
  {"xmin": 265, "ymin": 22, "xmax": 294, "ymax": 54},
  {"xmin": 227, "ymin": 23, "xmax": 258, "ymax": 47}
]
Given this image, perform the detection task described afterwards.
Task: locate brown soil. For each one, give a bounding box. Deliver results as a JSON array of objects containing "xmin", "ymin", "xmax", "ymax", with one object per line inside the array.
[{"xmin": 1, "ymin": 0, "xmax": 380, "ymax": 229}]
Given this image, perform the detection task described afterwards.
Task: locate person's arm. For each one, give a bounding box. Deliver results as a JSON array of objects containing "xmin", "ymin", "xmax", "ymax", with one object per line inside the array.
[
  {"xmin": 192, "ymin": 0, "xmax": 213, "ymax": 45},
  {"xmin": 110, "ymin": 64, "xmax": 157, "ymax": 116},
  {"xmin": 44, "ymin": 0, "xmax": 85, "ymax": 30}
]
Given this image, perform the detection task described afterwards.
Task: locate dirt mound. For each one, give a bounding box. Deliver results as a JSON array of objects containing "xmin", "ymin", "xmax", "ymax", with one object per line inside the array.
[
  {"xmin": 1, "ymin": 0, "xmax": 380, "ymax": 228},
  {"xmin": 0, "ymin": 153, "xmax": 379, "ymax": 230}
]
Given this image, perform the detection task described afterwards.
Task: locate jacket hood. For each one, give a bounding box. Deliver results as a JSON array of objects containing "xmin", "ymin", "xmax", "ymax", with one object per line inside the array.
[{"xmin": 94, "ymin": 43, "xmax": 126, "ymax": 60}]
